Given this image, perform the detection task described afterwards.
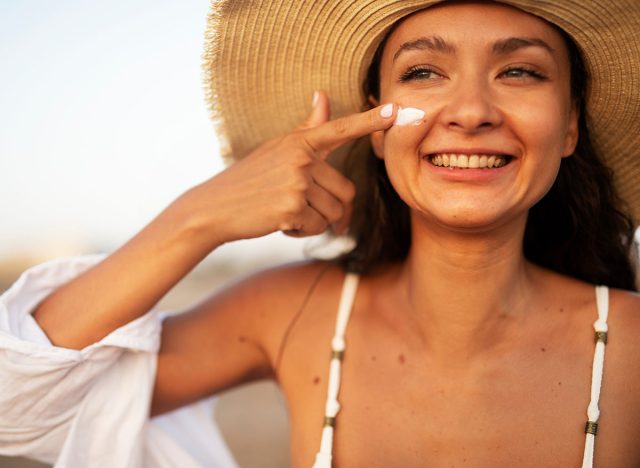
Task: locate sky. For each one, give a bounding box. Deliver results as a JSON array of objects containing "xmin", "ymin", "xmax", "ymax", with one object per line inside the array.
[{"xmin": 0, "ymin": 0, "xmax": 316, "ymax": 265}]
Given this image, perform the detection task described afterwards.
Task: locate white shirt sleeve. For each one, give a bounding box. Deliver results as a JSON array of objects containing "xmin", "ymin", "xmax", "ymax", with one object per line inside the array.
[{"xmin": 0, "ymin": 255, "xmax": 237, "ymax": 468}]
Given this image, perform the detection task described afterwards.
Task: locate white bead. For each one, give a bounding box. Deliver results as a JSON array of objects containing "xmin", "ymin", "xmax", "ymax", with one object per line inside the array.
[
  {"xmin": 326, "ymin": 399, "xmax": 340, "ymax": 416},
  {"xmin": 593, "ymin": 319, "xmax": 608, "ymax": 332},
  {"xmin": 332, "ymin": 336, "xmax": 346, "ymax": 351}
]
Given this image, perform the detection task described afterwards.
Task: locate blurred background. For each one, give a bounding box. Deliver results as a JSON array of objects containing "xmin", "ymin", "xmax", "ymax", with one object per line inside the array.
[{"xmin": 0, "ymin": 1, "xmax": 332, "ymax": 466}]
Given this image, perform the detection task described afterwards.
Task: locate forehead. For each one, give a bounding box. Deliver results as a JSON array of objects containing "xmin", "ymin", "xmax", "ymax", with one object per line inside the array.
[{"xmin": 385, "ymin": 1, "xmax": 567, "ymax": 53}]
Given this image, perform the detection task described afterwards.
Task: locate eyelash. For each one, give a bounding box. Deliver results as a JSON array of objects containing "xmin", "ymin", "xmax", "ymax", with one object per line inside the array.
[
  {"xmin": 398, "ymin": 65, "xmax": 548, "ymax": 82},
  {"xmin": 399, "ymin": 66, "xmax": 440, "ymax": 82},
  {"xmin": 500, "ymin": 66, "xmax": 548, "ymax": 80}
]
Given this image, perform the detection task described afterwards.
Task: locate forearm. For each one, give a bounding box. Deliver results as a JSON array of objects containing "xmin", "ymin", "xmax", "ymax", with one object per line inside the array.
[{"xmin": 33, "ymin": 194, "xmax": 220, "ymax": 350}]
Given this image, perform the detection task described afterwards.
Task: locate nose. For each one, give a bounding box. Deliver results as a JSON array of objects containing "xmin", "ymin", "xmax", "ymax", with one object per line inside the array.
[{"xmin": 438, "ymin": 79, "xmax": 503, "ymax": 134}]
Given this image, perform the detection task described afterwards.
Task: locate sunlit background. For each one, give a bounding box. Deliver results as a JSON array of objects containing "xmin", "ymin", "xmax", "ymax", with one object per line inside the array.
[{"xmin": 0, "ymin": 0, "xmax": 320, "ymax": 274}]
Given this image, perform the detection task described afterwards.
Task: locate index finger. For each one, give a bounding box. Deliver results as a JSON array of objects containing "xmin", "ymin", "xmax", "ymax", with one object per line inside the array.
[{"xmin": 302, "ymin": 103, "xmax": 396, "ymax": 155}]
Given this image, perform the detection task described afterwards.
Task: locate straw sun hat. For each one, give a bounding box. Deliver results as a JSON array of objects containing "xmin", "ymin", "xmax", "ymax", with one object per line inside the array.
[{"xmin": 202, "ymin": 0, "xmax": 640, "ymax": 222}]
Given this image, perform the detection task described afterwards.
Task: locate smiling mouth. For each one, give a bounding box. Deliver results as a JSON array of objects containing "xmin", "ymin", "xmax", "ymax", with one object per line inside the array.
[{"xmin": 427, "ymin": 153, "xmax": 513, "ymax": 169}]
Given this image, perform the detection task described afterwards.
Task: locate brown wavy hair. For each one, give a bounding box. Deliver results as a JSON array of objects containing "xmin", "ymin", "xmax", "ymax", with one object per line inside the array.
[{"xmin": 339, "ymin": 28, "xmax": 638, "ymax": 291}]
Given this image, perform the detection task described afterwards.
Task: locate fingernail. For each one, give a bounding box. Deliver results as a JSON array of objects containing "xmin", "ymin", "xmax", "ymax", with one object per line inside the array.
[
  {"xmin": 394, "ymin": 107, "xmax": 425, "ymax": 126},
  {"xmin": 380, "ymin": 103, "xmax": 393, "ymax": 118},
  {"xmin": 312, "ymin": 91, "xmax": 319, "ymax": 107}
]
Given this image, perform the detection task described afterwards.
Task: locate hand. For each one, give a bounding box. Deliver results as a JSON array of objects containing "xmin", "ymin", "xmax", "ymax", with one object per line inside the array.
[{"xmin": 177, "ymin": 91, "xmax": 396, "ymax": 247}]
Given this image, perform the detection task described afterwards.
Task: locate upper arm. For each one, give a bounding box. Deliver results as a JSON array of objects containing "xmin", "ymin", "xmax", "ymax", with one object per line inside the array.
[{"xmin": 150, "ymin": 261, "xmax": 332, "ymax": 416}]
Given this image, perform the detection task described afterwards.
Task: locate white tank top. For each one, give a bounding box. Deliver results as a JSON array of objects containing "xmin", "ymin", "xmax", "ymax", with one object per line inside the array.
[{"xmin": 312, "ymin": 274, "xmax": 609, "ymax": 468}]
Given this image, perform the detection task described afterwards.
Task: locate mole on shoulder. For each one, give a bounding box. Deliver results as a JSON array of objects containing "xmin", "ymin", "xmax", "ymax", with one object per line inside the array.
[{"xmin": 398, "ymin": 354, "xmax": 406, "ymax": 364}]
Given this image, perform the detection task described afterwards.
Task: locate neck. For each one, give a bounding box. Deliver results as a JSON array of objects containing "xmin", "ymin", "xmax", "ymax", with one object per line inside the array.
[{"xmin": 396, "ymin": 214, "xmax": 539, "ymax": 363}]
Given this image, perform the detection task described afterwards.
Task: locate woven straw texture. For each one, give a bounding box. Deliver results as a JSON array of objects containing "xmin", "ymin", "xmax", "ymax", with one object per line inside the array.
[{"xmin": 202, "ymin": 0, "xmax": 640, "ymax": 222}]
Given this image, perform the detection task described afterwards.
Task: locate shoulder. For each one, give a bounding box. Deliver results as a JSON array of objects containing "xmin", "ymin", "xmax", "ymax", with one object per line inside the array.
[
  {"xmin": 607, "ymin": 287, "xmax": 640, "ymax": 362},
  {"xmin": 195, "ymin": 259, "xmax": 349, "ymax": 360},
  {"xmin": 601, "ymin": 288, "xmax": 640, "ymax": 432},
  {"xmin": 212, "ymin": 259, "xmax": 346, "ymax": 313},
  {"xmin": 608, "ymin": 287, "xmax": 640, "ymax": 352}
]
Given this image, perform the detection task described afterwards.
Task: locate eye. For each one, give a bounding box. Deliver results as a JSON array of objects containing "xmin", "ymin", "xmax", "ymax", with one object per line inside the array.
[
  {"xmin": 399, "ymin": 66, "xmax": 442, "ymax": 82},
  {"xmin": 499, "ymin": 66, "xmax": 548, "ymax": 80}
]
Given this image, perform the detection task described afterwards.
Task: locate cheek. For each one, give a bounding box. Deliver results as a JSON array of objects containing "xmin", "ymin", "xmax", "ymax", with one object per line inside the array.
[
  {"xmin": 381, "ymin": 125, "xmax": 429, "ymax": 204},
  {"xmin": 508, "ymin": 92, "xmax": 574, "ymax": 157}
]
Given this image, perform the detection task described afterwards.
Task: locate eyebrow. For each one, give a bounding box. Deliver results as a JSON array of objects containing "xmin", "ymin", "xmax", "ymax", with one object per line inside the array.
[
  {"xmin": 492, "ymin": 37, "xmax": 555, "ymax": 55},
  {"xmin": 392, "ymin": 35, "xmax": 455, "ymax": 62},
  {"xmin": 392, "ymin": 35, "xmax": 555, "ymax": 62}
]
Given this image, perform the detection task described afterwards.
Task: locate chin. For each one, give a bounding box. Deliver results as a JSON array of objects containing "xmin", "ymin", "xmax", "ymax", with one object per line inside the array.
[{"xmin": 413, "ymin": 204, "xmax": 523, "ymax": 234}]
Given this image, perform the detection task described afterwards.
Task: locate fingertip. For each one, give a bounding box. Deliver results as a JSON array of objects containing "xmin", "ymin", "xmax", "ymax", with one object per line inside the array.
[
  {"xmin": 302, "ymin": 90, "xmax": 331, "ymax": 129},
  {"xmin": 379, "ymin": 103, "xmax": 394, "ymax": 119}
]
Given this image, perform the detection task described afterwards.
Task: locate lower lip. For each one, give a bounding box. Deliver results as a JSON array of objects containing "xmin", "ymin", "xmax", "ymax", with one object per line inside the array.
[{"xmin": 421, "ymin": 157, "xmax": 517, "ymax": 181}]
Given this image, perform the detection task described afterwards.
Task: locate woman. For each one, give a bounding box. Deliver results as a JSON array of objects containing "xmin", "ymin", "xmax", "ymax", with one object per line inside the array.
[{"xmin": 1, "ymin": 1, "xmax": 639, "ymax": 467}]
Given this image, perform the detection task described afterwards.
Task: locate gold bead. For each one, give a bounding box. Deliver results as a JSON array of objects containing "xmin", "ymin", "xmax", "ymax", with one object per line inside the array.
[
  {"xmin": 585, "ymin": 421, "xmax": 598, "ymax": 435},
  {"xmin": 594, "ymin": 331, "xmax": 608, "ymax": 344},
  {"xmin": 324, "ymin": 416, "xmax": 336, "ymax": 427},
  {"xmin": 331, "ymin": 349, "xmax": 344, "ymax": 360}
]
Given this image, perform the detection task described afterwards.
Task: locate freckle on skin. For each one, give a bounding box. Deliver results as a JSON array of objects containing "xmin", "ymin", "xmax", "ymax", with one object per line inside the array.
[
  {"xmin": 371, "ymin": 355, "xmax": 377, "ymax": 361},
  {"xmin": 313, "ymin": 376, "xmax": 320, "ymax": 385},
  {"xmin": 558, "ymin": 381, "xmax": 562, "ymax": 386},
  {"xmin": 541, "ymin": 347, "xmax": 546, "ymax": 352},
  {"xmin": 398, "ymin": 354, "xmax": 406, "ymax": 364},
  {"xmin": 238, "ymin": 336, "xmax": 247, "ymax": 343},
  {"xmin": 560, "ymin": 307, "xmax": 564, "ymax": 312}
]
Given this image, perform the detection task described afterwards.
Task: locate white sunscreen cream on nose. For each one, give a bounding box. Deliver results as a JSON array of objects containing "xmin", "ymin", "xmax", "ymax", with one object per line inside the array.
[{"xmin": 394, "ymin": 107, "xmax": 425, "ymax": 126}]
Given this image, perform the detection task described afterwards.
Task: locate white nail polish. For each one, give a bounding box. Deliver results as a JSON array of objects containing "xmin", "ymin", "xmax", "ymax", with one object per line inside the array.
[
  {"xmin": 312, "ymin": 91, "xmax": 319, "ymax": 107},
  {"xmin": 380, "ymin": 103, "xmax": 393, "ymax": 118},
  {"xmin": 394, "ymin": 107, "xmax": 425, "ymax": 126}
]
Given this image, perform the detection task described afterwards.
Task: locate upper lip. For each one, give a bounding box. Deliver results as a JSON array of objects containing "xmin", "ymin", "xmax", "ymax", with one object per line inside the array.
[{"xmin": 424, "ymin": 148, "xmax": 517, "ymax": 157}]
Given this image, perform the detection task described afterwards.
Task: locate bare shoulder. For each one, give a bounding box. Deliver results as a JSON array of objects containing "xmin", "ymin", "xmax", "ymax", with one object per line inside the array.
[
  {"xmin": 152, "ymin": 259, "xmax": 346, "ymax": 414},
  {"xmin": 209, "ymin": 259, "xmax": 342, "ymax": 319},
  {"xmin": 193, "ymin": 259, "xmax": 346, "ymax": 361},
  {"xmin": 608, "ymin": 287, "xmax": 640, "ymax": 366}
]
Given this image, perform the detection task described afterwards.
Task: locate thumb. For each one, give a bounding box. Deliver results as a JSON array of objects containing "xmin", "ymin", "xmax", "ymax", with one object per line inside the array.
[{"xmin": 298, "ymin": 90, "xmax": 331, "ymax": 130}]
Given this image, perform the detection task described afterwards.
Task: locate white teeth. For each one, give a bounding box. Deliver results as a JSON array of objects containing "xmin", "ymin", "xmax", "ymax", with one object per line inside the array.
[{"xmin": 428, "ymin": 153, "xmax": 508, "ymax": 169}]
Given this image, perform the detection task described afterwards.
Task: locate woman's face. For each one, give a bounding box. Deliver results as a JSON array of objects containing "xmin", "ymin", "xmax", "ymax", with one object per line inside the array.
[{"xmin": 371, "ymin": 1, "xmax": 578, "ymax": 233}]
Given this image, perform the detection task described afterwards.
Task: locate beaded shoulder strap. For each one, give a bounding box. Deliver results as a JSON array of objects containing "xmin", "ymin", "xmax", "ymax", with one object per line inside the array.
[
  {"xmin": 582, "ymin": 285, "xmax": 609, "ymax": 468},
  {"xmin": 312, "ymin": 273, "xmax": 359, "ymax": 468}
]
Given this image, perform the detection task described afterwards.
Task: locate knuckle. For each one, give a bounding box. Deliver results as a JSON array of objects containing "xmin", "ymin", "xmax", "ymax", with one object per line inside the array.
[
  {"xmin": 282, "ymin": 194, "xmax": 307, "ymax": 216},
  {"xmin": 308, "ymin": 220, "xmax": 328, "ymax": 236},
  {"xmin": 344, "ymin": 182, "xmax": 356, "ymax": 202},
  {"xmin": 293, "ymin": 150, "xmax": 314, "ymax": 167},
  {"xmin": 328, "ymin": 203, "xmax": 345, "ymax": 223},
  {"xmin": 331, "ymin": 117, "xmax": 350, "ymax": 135},
  {"xmin": 283, "ymin": 147, "xmax": 313, "ymax": 169}
]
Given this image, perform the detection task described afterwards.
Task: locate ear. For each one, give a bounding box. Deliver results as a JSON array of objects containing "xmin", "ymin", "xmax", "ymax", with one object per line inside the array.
[
  {"xmin": 368, "ymin": 95, "xmax": 386, "ymax": 159},
  {"xmin": 562, "ymin": 102, "xmax": 579, "ymax": 158}
]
